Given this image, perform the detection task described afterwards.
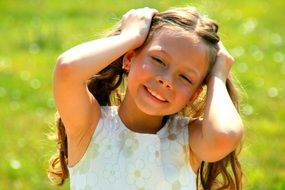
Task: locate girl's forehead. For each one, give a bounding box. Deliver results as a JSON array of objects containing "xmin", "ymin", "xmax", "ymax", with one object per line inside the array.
[{"xmin": 153, "ymin": 28, "xmax": 200, "ymax": 42}]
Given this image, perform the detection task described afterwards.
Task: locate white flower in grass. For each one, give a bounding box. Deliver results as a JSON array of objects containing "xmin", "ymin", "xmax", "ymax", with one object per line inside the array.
[
  {"xmin": 127, "ymin": 159, "xmax": 151, "ymax": 188},
  {"xmin": 104, "ymin": 164, "xmax": 120, "ymax": 184}
]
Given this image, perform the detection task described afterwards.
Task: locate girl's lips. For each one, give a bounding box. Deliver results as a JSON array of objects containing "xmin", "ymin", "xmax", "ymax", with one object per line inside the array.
[{"xmin": 144, "ymin": 86, "xmax": 168, "ymax": 102}]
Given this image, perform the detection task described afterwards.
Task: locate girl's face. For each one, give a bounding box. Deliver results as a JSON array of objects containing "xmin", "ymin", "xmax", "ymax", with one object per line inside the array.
[{"xmin": 124, "ymin": 29, "xmax": 209, "ymax": 116}]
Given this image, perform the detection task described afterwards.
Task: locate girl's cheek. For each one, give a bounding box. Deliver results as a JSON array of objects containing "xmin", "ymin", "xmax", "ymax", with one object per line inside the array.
[
  {"xmin": 177, "ymin": 84, "xmax": 193, "ymax": 98},
  {"xmin": 141, "ymin": 62, "xmax": 157, "ymax": 74}
]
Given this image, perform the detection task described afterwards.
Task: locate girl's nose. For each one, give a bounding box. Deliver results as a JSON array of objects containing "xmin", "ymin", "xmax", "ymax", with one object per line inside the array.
[{"xmin": 156, "ymin": 76, "xmax": 173, "ymax": 89}]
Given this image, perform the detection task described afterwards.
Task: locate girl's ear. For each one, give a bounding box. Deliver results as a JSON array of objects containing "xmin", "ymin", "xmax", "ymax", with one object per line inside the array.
[
  {"xmin": 189, "ymin": 86, "xmax": 203, "ymax": 103},
  {"xmin": 122, "ymin": 51, "xmax": 136, "ymax": 71}
]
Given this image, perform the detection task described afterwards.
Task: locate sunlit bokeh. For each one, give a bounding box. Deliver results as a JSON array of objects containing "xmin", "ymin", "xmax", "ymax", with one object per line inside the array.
[{"xmin": 1, "ymin": 0, "xmax": 284, "ymax": 189}]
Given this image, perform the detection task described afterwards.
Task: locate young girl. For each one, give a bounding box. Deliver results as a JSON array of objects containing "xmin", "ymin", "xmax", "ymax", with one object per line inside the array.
[{"xmin": 48, "ymin": 6, "xmax": 244, "ymax": 190}]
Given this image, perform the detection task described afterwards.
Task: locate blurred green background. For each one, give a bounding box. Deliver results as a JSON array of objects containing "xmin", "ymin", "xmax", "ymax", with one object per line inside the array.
[{"xmin": 1, "ymin": 0, "xmax": 284, "ymax": 189}]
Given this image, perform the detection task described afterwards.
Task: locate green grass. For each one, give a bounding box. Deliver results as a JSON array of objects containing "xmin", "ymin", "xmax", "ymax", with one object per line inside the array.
[{"xmin": 1, "ymin": 0, "xmax": 284, "ymax": 189}]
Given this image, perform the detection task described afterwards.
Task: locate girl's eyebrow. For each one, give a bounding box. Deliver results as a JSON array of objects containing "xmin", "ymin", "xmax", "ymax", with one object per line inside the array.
[{"xmin": 184, "ymin": 66, "xmax": 200, "ymax": 79}]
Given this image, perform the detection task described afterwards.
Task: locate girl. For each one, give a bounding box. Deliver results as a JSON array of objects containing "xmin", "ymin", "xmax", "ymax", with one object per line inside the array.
[{"xmin": 48, "ymin": 6, "xmax": 244, "ymax": 190}]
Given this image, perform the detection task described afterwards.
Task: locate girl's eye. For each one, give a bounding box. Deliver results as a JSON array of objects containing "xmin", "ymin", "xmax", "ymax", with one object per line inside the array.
[
  {"xmin": 180, "ymin": 75, "xmax": 192, "ymax": 84},
  {"xmin": 152, "ymin": 57, "xmax": 165, "ymax": 65}
]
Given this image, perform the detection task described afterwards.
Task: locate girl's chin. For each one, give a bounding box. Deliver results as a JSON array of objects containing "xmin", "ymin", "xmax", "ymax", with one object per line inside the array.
[{"xmin": 135, "ymin": 100, "xmax": 175, "ymax": 116}]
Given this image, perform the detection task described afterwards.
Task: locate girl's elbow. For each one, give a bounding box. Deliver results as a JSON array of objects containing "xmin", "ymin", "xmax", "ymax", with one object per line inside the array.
[
  {"xmin": 55, "ymin": 55, "xmax": 78, "ymax": 76},
  {"xmin": 215, "ymin": 122, "xmax": 244, "ymax": 150},
  {"xmin": 223, "ymin": 117, "xmax": 244, "ymax": 143},
  {"xmin": 56, "ymin": 54, "xmax": 77, "ymax": 67},
  {"xmin": 202, "ymin": 122, "xmax": 244, "ymax": 162}
]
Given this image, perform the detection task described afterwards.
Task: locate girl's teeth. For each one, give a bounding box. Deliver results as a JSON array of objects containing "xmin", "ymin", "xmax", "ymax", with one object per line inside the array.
[{"xmin": 148, "ymin": 88, "xmax": 166, "ymax": 101}]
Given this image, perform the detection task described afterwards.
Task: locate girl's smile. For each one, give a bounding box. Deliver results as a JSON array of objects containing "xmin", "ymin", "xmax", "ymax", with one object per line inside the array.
[{"xmin": 145, "ymin": 86, "xmax": 168, "ymax": 102}]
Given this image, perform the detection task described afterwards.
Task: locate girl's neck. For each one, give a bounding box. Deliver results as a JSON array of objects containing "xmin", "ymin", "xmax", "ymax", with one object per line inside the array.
[{"xmin": 118, "ymin": 95, "xmax": 165, "ymax": 134}]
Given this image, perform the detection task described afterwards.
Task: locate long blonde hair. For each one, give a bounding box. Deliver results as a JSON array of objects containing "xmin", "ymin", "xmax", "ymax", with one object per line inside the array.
[{"xmin": 48, "ymin": 6, "xmax": 243, "ymax": 189}]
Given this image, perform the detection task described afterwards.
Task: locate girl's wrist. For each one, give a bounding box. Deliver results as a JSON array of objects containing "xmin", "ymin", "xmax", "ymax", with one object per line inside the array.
[
  {"xmin": 206, "ymin": 73, "xmax": 227, "ymax": 85},
  {"xmin": 119, "ymin": 32, "xmax": 144, "ymax": 51},
  {"xmin": 208, "ymin": 61, "xmax": 231, "ymax": 84}
]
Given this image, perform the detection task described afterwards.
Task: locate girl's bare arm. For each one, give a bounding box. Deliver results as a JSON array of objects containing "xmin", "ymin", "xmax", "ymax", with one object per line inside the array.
[
  {"xmin": 53, "ymin": 8, "xmax": 157, "ymax": 147},
  {"xmin": 189, "ymin": 42, "xmax": 244, "ymax": 163},
  {"xmin": 53, "ymin": 35, "xmax": 136, "ymax": 138}
]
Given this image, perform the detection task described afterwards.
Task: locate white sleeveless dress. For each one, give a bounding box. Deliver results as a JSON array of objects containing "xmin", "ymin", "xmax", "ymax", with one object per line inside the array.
[{"xmin": 68, "ymin": 106, "xmax": 197, "ymax": 190}]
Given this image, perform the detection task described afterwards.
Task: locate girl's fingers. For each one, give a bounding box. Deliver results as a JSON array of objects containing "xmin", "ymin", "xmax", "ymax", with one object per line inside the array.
[
  {"xmin": 217, "ymin": 41, "xmax": 234, "ymax": 64},
  {"xmin": 121, "ymin": 7, "xmax": 159, "ymax": 49},
  {"xmin": 209, "ymin": 41, "xmax": 234, "ymax": 81},
  {"xmin": 124, "ymin": 7, "xmax": 158, "ymax": 19}
]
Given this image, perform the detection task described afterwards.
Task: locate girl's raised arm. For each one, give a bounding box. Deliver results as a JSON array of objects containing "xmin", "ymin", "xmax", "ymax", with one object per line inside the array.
[
  {"xmin": 53, "ymin": 8, "xmax": 157, "ymax": 157},
  {"xmin": 189, "ymin": 42, "xmax": 244, "ymax": 163}
]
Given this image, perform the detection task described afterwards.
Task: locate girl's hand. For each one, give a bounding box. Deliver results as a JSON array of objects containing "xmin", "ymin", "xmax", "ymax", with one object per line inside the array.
[
  {"xmin": 209, "ymin": 41, "xmax": 234, "ymax": 82},
  {"xmin": 121, "ymin": 7, "xmax": 158, "ymax": 49}
]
